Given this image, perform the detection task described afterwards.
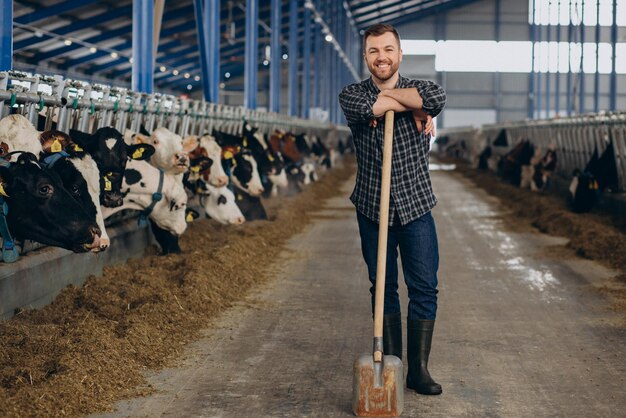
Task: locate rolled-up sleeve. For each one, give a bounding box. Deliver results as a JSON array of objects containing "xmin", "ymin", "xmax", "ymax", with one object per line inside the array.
[
  {"xmin": 338, "ymin": 84, "xmax": 377, "ymax": 125},
  {"xmin": 410, "ymin": 80, "xmax": 446, "ymax": 118}
]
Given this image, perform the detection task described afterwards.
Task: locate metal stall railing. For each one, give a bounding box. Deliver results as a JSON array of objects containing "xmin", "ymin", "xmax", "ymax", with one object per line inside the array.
[
  {"xmin": 0, "ymin": 70, "xmax": 344, "ymax": 144},
  {"xmin": 439, "ymin": 112, "xmax": 626, "ymax": 193}
]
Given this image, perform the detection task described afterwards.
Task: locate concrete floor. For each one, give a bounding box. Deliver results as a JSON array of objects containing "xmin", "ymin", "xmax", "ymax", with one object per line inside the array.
[{"xmin": 95, "ymin": 169, "xmax": 626, "ymax": 418}]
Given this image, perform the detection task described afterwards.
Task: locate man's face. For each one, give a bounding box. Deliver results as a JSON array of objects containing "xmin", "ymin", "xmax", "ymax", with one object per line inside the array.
[{"xmin": 364, "ymin": 32, "xmax": 402, "ymax": 82}]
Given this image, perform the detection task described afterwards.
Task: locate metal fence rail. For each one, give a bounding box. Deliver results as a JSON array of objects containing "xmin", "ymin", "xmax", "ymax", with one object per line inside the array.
[
  {"xmin": 439, "ymin": 112, "xmax": 626, "ymax": 192},
  {"xmin": 0, "ymin": 70, "xmax": 349, "ymax": 142}
]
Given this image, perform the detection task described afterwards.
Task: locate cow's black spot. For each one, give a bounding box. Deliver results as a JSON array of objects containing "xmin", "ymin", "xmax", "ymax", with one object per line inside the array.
[
  {"xmin": 218, "ymin": 195, "xmax": 227, "ymax": 205},
  {"xmin": 140, "ymin": 182, "xmax": 146, "ymax": 188},
  {"xmin": 124, "ymin": 168, "xmax": 142, "ymax": 185}
]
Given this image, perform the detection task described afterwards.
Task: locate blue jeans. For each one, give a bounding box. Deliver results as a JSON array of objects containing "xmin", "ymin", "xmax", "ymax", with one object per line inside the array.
[{"xmin": 356, "ymin": 210, "xmax": 439, "ymax": 320}]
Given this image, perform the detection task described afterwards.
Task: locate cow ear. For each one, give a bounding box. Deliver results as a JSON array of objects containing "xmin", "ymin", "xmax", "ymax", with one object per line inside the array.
[
  {"xmin": 69, "ymin": 129, "xmax": 92, "ymax": 150},
  {"xmin": 133, "ymin": 132, "xmax": 152, "ymax": 145},
  {"xmin": 139, "ymin": 125, "xmax": 151, "ymax": 137},
  {"xmin": 0, "ymin": 166, "xmax": 11, "ymax": 197},
  {"xmin": 127, "ymin": 143, "xmax": 155, "ymax": 161},
  {"xmin": 182, "ymin": 136, "xmax": 199, "ymax": 153},
  {"xmin": 41, "ymin": 130, "xmax": 73, "ymax": 154},
  {"xmin": 185, "ymin": 208, "xmax": 200, "ymax": 223}
]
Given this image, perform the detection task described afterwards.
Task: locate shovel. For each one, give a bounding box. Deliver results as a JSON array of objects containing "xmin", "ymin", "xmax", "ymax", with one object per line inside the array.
[{"xmin": 352, "ymin": 111, "xmax": 404, "ymax": 416}]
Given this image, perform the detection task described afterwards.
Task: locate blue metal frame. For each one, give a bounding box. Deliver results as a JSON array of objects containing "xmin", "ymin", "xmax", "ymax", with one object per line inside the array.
[
  {"xmin": 528, "ymin": 0, "xmax": 536, "ymax": 119},
  {"xmin": 15, "ymin": 0, "xmax": 101, "ymax": 24},
  {"xmin": 579, "ymin": 1, "xmax": 585, "ymax": 114},
  {"xmin": 313, "ymin": 16, "xmax": 320, "ymax": 108},
  {"xmin": 566, "ymin": 0, "xmax": 573, "ymax": 115},
  {"xmin": 609, "ymin": 0, "xmax": 617, "ymax": 111},
  {"xmin": 14, "ymin": 5, "xmax": 133, "ymax": 51},
  {"xmin": 132, "ymin": 0, "xmax": 154, "ymax": 93},
  {"xmin": 269, "ymin": 0, "xmax": 281, "ymax": 113},
  {"xmin": 244, "ymin": 0, "xmax": 258, "ymax": 109},
  {"xmin": 193, "ymin": 0, "xmax": 210, "ymax": 101},
  {"xmin": 556, "ymin": 0, "xmax": 561, "ymax": 115},
  {"xmin": 1, "ymin": 0, "xmax": 11, "ymax": 71},
  {"xmin": 288, "ymin": 0, "xmax": 298, "ymax": 117},
  {"xmin": 545, "ymin": 2, "xmax": 551, "ymax": 118},
  {"xmin": 594, "ymin": 0, "xmax": 600, "ymax": 112},
  {"xmin": 536, "ymin": 14, "xmax": 542, "ymax": 118},
  {"xmin": 207, "ymin": 0, "xmax": 220, "ymax": 104},
  {"xmin": 301, "ymin": 5, "xmax": 311, "ymax": 118}
]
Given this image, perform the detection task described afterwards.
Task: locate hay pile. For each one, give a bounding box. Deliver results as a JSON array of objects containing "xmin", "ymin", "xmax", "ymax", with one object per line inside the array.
[{"xmin": 0, "ymin": 157, "xmax": 356, "ymax": 417}]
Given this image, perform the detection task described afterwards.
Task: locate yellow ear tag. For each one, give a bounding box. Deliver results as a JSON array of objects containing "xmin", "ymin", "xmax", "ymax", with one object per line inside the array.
[
  {"xmin": 51, "ymin": 139, "xmax": 62, "ymax": 153},
  {"xmin": 243, "ymin": 138, "xmax": 248, "ymax": 147},
  {"xmin": 186, "ymin": 212, "xmax": 194, "ymax": 222},
  {"xmin": 132, "ymin": 148, "xmax": 144, "ymax": 159},
  {"xmin": 73, "ymin": 144, "xmax": 84, "ymax": 152},
  {"xmin": 191, "ymin": 165, "xmax": 201, "ymax": 173},
  {"xmin": 237, "ymin": 194, "xmax": 243, "ymax": 201},
  {"xmin": 104, "ymin": 177, "xmax": 112, "ymax": 191},
  {"xmin": 0, "ymin": 183, "xmax": 8, "ymax": 197},
  {"xmin": 268, "ymin": 154, "xmax": 275, "ymax": 162},
  {"xmin": 231, "ymin": 158, "xmax": 237, "ymax": 167},
  {"xmin": 223, "ymin": 150, "xmax": 234, "ymax": 160}
]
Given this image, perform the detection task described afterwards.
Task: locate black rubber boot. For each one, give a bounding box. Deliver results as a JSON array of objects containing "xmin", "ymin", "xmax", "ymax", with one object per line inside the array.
[
  {"xmin": 406, "ymin": 319, "xmax": 442, "ymax": 395},
  {"xmin": 382, "ymin": 313, "xmax": 402, "ymax": 360}
]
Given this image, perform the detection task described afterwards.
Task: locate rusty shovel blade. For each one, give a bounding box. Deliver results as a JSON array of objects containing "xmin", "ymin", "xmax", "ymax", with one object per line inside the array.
[{"xmin": 352, "ymin": 354, "xmax": 404, "ymax": 416}]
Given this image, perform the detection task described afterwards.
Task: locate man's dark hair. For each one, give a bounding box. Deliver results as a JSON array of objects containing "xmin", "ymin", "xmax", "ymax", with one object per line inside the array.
[{"xmin": 362, "ymin": 24, "xmax": 401, "ymax": 53}]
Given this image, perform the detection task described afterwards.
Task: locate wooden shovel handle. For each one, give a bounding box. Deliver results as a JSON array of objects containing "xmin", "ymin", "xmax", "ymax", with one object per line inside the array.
[{"xmin": 373, "ymin": 111, "xmax": 394, "ymax": 346}]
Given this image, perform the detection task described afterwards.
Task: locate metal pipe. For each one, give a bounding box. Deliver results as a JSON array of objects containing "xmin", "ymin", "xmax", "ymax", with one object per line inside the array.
[
  {"xmin": 567, "ymin": 0, "xmax": 573, "ymax": 115},
  {"xmin": 269, "ymin": 0, "xmax": 281, "ymax": 113},
  {"xmin": 594, "ymin": 0, "xmax": 600, "ymax": 112},
  {"xmin": 313, "ymin": 12, "xmax": 321, "ymax": 108},
  {"xmin": 546, "ymin": 0, "xmax": 551, "ymax": 118},
  {"xmin": 288, "ymin": 0, "xmax": 298, "ymax": 117},
  {"xmin": 0, "ymin": 0, "xmax": 12, "ymax": 71},
  {"xmin": 609, "ymin": 0, "xmax": 617, "ymax": 110},
  {"xmin": 132, "ymin": 0, "xmax": 154, "ymax": 93},
  {"xmin": 208, "ymin": 0, "xmax": 220, "ymax": 103},
  {"xmin": 495, "ymin": 0, "xmax": 501, "ymax": 123},
  {"xmin": 244, "ymin": 0, "xmax": 258, "ymax": 109},
  {"xmin": 579, "ymin": 0, "xmax": 585, "ymax": 114},
  {"xmin": 193, "ymin": 0, "xmax": 211, "ymax": 101},
  {"xmin": 556, "ymin": 0, "xmax": 561, "ymax": 115},
  {"xmin": 529, "ymin": 0, "xmax": 536, "ymax": 119},
  {"xmin": 302, "ymin": 4, "xmax": 311, "ymax": 118}
]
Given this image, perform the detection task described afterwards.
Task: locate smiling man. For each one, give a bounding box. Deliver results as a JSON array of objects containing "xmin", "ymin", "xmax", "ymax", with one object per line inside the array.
[{"xmin": 338, "ymin": 23, "xmax": 446, "ymax": 396}]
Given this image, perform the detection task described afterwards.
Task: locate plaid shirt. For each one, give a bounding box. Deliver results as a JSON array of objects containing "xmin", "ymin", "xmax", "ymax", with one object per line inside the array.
[{"xmin": 338, "ymin": 75, "xmax": 446, "ymax": 226}]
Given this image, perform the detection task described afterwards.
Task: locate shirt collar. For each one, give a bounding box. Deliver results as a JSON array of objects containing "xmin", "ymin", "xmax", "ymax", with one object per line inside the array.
[{"xmin": 363, "ymin": 74, "xmax": 407, "ymax": 93}]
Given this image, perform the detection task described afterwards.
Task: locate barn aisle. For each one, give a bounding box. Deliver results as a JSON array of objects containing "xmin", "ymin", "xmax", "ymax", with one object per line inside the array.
[{"xmin": 95, "ymin": 169, "xmax": 626, "ymax": 418}]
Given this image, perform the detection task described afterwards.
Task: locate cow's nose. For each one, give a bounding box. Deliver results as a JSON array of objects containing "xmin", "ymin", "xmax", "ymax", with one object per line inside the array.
[
  {"xmin": 217, "ymin": 176, "xmax": 228, "ymax": 186},
  {"xmin": 234, "ymin": 216, "xmax": 245, "ymax": 225}
]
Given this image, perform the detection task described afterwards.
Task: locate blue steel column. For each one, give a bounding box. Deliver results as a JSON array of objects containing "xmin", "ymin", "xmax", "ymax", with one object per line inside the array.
[
  {"xmin": 567, "ymin": 0, "xmax": 573, "ymax": 115},
  {"xmin": 313, "ymin": 13, "xmax": 321, "ymax": 108},
  {"xmin": 545, "ymin": 1, "xmax": 551, "ymax": 118},
  {"xmin": 193, "ymin": 0, "xmax": 210, "ymax": 100},
  {"xmin": 594, "ymin": 0, "xmax": 600, "ymax": 112},
  {"xmin": 579, "ymin": 1, "xmax": 585, "ymax": 114},
  {"xmin": 288, "ymin": 0, "xmax": 298, "ymax": 117},
  {"xmin": 270, "ymin": 0, "xmax": 281, "ymax": 113},
  {"xmin": 132, "ymin": 0, "xmax": 154, "ymax": 93},
  {"xmin": 494, "ymin": 0, "xmax": 501, "ymax": 123},
  {"xmin": 301, "ymin": 5, "xmax": 311, "ymax": 118},
  {"xmin": 536, "ymin": 7, "xmax": 542, "ymax": 118},
  {"xmin": 208, "ymin": 0, "xmax": 220, "ymax": 103},
  {"xmin": 529, "ymin": 0, "xmax": 536, "ymax": 119},
  {"xmin": 556, "ymin": 0, "xmax": 561, "ymax": 115},
  {"xmin": 609, "ymin": 0, "xmax": 617, "ymax": 110},
  {"xmin": 1, "ymin": 0, "xmax": 12, "ymax": 71},
  {"xmin": 244, "ymin": 0, "xmax": 258, "ymax": 109}
]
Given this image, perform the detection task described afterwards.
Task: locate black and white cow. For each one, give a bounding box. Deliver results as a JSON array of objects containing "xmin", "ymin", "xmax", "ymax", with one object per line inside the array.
[
  {"xmin": 69, "ymin": 127, "xmax": 155, "ymax": 208},
  {"xmin": 232, "ymin": 185, "xmax": 268, "ymax": 221},
  {"xmin": 102, "ymin": 159, "xmax": 190, "ymax": 237},
  {"xmin": 213, "ymin": 130, "xmax": 265, "ymax": 196},
  {"xmin": 0, "ymin": 152, "xmax": 101, "ymax": 253},
  {"xmin": 569, "ymin": 141, "xmax": 619, "ymax": 213},
  {"xmin": 194, "ymin": 180, "xmax": 245, "ymax": 225},
  {"xmin": 129, "ymin": 127, "xmax": 196, "ymax": 177},
  {"xmin": 241, "ymin": 124, "xmax": 288, "ymax": 197}
]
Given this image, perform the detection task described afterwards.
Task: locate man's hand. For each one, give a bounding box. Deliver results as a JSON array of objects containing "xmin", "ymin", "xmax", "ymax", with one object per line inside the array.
[{"xmin": 413, "ymin": 109, "xmax": 435, "ymax": 137}]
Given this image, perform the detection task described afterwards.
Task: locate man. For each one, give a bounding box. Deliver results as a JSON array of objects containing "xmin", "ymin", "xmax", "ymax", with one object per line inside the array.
[{"xmin": 338, "ymin": 23, "xmax": 446, "ymax": 396}]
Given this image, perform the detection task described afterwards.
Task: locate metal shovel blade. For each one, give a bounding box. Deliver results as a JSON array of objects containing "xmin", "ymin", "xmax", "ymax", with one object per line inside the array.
[{"xmin": 352, "ymin": 354, "xmax": 404, "ymax": 416}]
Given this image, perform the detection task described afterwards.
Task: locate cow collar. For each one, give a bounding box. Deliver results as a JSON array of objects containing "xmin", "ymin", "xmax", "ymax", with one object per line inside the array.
[
  {"xmin": 41, "ymin": 151, "xmax": 71, "ymax": 169},
  {"xmin": 0, "ymin": 159, "xmax": 19, "ymax": 263},
  {"xmin": 138, "ymin": 168, "xmax": 165, "ymax": 228}
]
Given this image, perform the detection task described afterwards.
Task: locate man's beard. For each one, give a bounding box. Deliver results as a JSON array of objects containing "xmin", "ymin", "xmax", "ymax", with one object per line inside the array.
[{"xmin": 369, "ymin": 61, "xmax": 399, "ymax": 81}]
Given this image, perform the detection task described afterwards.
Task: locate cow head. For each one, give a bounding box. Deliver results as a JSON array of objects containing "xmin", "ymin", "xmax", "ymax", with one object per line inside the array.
[
  {"xmin": 0, "ymin": 153, "xmax": 101, "ymax": 252},
  {"xmin": 228, "ymin": 150, "xmax": 264, "ymax": 197},
  {"xmin": 134, "ymin": 127, "xmax": 193, "ymax": 175},
  {"xmin": 69, "ymin": 127, "xmax": 154, "ymax": 208},
  {"xmin": 197, "ymin": 180, "xmax": 245, "ymax": 225}
]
